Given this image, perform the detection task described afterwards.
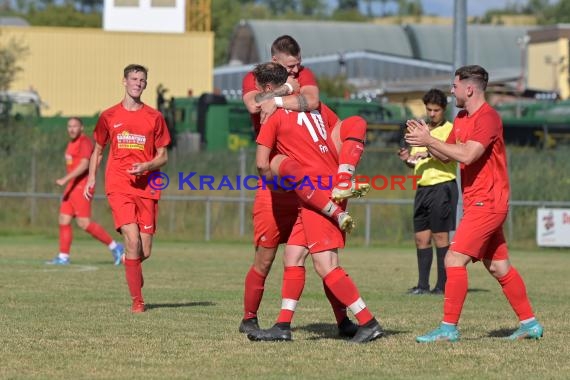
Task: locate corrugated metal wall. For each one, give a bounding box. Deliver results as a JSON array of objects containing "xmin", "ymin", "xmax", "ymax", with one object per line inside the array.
[{"xmin": 0, "ymin": 26, "xmax": 213, "ymax": 116}]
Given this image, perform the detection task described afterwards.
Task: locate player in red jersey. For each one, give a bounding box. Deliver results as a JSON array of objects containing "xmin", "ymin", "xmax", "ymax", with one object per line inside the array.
[
  {"xmin": 46, "ymin": 117, "xmax": 124, "ymax": 266},
  {"xmin": 84, "ymin": 64, "xmax": 171, "ymax": 313},
  {"xmin": 406, "ymin": 65, "xmax": 543, "ymax": 342},
  {"xmin": 239, "ymin": 36, "xmax": 365, "ymax": 337},
  {"xmin": 247, "ymin": 62, "xmax": 384, "ymax": 343}
]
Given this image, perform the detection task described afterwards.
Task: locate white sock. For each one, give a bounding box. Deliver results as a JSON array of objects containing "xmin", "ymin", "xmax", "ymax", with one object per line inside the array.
[
  {"xmin": 58, "ymin": 253, "xmax": 70, "ymax": 259},
  {"xmin": 521, "ymin": 317, "xmax": 536, "ymax": 325},
  {"xmin": 108, "ymin": 241, "xmax": 118, "ymax": 250}
]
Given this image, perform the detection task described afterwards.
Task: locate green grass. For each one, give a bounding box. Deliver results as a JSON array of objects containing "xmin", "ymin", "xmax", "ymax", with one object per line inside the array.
[{"xmin": 0, "ymin": 236, "xmax": 567, "ymax": 379}]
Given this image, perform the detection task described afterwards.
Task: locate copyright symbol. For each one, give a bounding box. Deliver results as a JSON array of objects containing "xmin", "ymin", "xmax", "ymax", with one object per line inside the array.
[{"xmin": 148, "ymin": 172, "xmax": 169, "ymax": 190}]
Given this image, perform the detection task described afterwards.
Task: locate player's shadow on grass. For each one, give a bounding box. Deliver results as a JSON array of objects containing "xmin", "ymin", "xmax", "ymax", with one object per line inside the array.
[
  {"xmin": 467, "ymin": 288, "xmax": 490, "ymax": 293},
  {"xmin": 146, "ymin": 301, "xmax": 215, "ymax": 310},
  {"xmin": 298, "ymin": 323, "xmax": 406, "ymax": 341},
  {"xmin": 487, "ymin": 328, "xmax": 515, "ymax": 338}
]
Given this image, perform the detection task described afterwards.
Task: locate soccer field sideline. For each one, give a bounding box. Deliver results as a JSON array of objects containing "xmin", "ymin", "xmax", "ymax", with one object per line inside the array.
[{"xmin": 0, "ymin": 236, "xmax": 568, "ymax": 379}]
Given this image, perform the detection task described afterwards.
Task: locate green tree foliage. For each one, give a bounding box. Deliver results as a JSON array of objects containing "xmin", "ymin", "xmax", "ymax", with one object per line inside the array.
[
  {"xmin": 26, "ymin": 4, "xmax": 101, "ymax": 27},
  {"xmin": 317, "ymin": 74, "xmax": 356, "ymax": 98},
  {"xmin": 0, "ymin": 36, "xmax": 29, "ymax": 91},
  {"xmin": 400, "ymin": 0, "xmax": 422, "ymax": 16},
  {"xmin": 542, "ymin": 0, "xmax": 570, "ymax": 24},
  {"xmin": 212, "ymin": 0, "xmax": 271, "ymax": 66},
  {"xmin": 337, "ymin": 0, "xmax": 359, "ymax": 11}
]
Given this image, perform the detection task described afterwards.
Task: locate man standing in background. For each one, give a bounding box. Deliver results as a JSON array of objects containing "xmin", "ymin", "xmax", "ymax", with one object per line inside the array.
[
  {"xmin": 47, "ymin": 117, "xmax": 124, "ymax": 266},
  {"xmin": 398, "ymin": 89, "xmax": 458, "ymax": 295}
]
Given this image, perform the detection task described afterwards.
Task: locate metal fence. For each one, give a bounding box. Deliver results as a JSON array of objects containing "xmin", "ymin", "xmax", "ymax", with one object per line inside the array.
[{"xmin": 2, "ymin": 190, "xmax": 569, "ymax": 248}]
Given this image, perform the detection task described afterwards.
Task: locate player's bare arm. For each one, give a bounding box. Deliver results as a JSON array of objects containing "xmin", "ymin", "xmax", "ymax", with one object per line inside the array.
[
  {"xmin": 255, "ymin": 144, "xmax": 273, "ymax": 181},
  {"xmin": 406, "ymin": 119, "xmax": 485, "ymax": 165},
  {"xmin": 259, "ymin": 85, "xmax": 319, "ymax": 124},
  {"xmin": 127, "ymin": 146, "xmax": 168, "ymax": 176},
  {"xmin": 56, "ymin": 158, "xmax": 89, "ymax": 186},
  {"xmin": 84, "ymin": 143, "xmax": 104, "ymax": 200}
]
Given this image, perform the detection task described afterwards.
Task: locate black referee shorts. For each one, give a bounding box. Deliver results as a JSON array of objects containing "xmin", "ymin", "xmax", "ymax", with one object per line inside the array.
[{"xmin": 413, "ymin": 180, "xmax": 458, "ymax": 233}]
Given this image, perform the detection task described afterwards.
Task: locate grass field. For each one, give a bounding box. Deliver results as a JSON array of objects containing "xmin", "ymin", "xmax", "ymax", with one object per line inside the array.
[{"xmin": 1, "ymin": 235, "xmax": 568, "ymax": 379}]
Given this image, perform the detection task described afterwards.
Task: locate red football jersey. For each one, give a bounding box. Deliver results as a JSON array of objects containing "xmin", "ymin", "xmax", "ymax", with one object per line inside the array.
[
  {"xmin": 242, "ymin": 66, "xmax": 318, "ymax": 137},
  {"xmin": 94, "ymin": 103, "xmax": 171, "ymax": 200},
  {"xmin": 257, "ymin": 103, "xmax": 340, "ymax": 181},
  {"xmin": 447, "ymin": 102, "xmax": 509, "ymax": 213},
  {"xmin": 64, "ymin": 134, "xmax": 93, "ymax": 194}
]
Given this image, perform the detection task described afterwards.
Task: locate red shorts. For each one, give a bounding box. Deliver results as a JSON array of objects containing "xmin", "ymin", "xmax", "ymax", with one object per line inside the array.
[
  {"xmin": 107, "ymin": 192, "xmax": 158, "ymax": 234},
  {"xmin": 451, "ymin": 209, "xmax": 509, "ymax": 261},
  {"xmin": 60, "ymin": 186, "xmax": 91, "ymax": 218},
  {"xmin": 288, "ymin": 207, "xmax": 345, "ymax": 254},
  {"xmin": 252, "ymin": 187, "xmax": 299, "ymax": 248}
]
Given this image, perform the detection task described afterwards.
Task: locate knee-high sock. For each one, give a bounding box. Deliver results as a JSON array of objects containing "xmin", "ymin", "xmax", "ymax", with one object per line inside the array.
[
  {"xmin": 243, "ymin": 266, "xmax": 267, "ymax": 320},
  {"xmin": 443, "ymin": 266, "xmax": 468, "ymax": 324},
  {"xmin": 323, "ymin": 280, "xmax": 348, "ymax": 325},
  {"xmin": 85, "ymin": 222, "xmax": 113, "ymax": 245},
  {"xmin": 435, "ymin": 246, "xmax": 449, "ymax": 290},
  {"xmin": 323, "ymin": 267, "xmax": 373, "ymax": 326},
  {"xmin": 498, "ymin": 267, "xmax": 535, "ymax": 321},
  {"xmin": 124, "ymin": 258, "xmax": 143, "ymax": 303},
  {"xmin": 59, "ymin": 224, "xmax": 72, "ymax": 254},
  {"xmin": 337, "ymin": 116, "xmax": 366, "ymax": 182},
  {"xmin": 417, "ymin": 247, "xmax": 433, "ymax": 289},
  {"xmin": 276, "ymin": 266, "xmax": 306, "ymax": 324},
  {"xmin": 279, "ymin": 157, "xmax": 342, "ymax": 219}
]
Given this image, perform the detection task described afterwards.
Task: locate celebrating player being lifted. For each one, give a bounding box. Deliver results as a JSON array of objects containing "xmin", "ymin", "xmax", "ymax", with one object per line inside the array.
[
  {"xmin": 239, "ymin": 35, "xmax": 367, "ymax": 337},
  {"xmin": 247, "ymin": 62, "xmax": 383, "ymax": 343}
]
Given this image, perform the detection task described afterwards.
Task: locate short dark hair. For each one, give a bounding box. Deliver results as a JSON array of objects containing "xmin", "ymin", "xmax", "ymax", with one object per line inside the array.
[
  {"xmin": 123, "ymin": 64, "xmax": 148, "ymax": 79},
  {"xmin": 253, "ymin": 62, "xmax": 289, "ymax": 88},
  {"xmin": 422, "ymin": 88, "xmax": 447, "ymax": 108},
  {"xmin": 454, "ymin": 65, "xmax": 489, "ymax": 91},
  {"xmin": 271, "ymin": 35, "xmax": 301, "ymax": 57},
  {"xmin": 68, "ymin": 116, "xmax": 83, "ymax": 126}
]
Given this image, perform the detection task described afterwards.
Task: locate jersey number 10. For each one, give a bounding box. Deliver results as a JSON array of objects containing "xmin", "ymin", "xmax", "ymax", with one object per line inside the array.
[{"xmin": 297, "ymin": 111, "xmax": 327, "ymax": 143}]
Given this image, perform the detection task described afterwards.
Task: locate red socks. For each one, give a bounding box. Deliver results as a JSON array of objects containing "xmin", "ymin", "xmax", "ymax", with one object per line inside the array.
[
  {"xmin": 243, "ymin": 266, "xmax": 267, "ymax": 320},
  {"xmin": 323, "ymin": 267, "xmax": 373, "ymax": 326},
  {"xmin": 443, "ymin": 266, "xmax": 468, "ymax": 324},
  {"xmin": 85, "ymin": 222, "xmax": 113, "ymax": 245},
  {"xmin": 323, "ymin": 280, "xmax": 348, "ymax": 325},
  {"xmin": 337, "ymin": 116, "xmax": 366, "ymax": 179},
  {"xmin": 276, "ymin": 266, "xmax": 306, "ymax": 324},
  {"xmin": 124, "ymin": 258, "xmax": 143, "ymax": 303},
  {"xmin": 59, "ymin": 224, "xmax": 72, "ymax": 253},
  {"xmin": 498, "ymin": 267, "xmax": 535, "ymax": 321}
]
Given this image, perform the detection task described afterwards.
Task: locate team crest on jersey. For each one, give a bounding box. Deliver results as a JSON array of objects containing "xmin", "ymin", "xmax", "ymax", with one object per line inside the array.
[
  {"xmin": 65, "ymin": 154, "xmax": 72, "ymax": 165},
  {"xmin": 117, "ymin": 131, "xmax": 146, "ymax": 150}
]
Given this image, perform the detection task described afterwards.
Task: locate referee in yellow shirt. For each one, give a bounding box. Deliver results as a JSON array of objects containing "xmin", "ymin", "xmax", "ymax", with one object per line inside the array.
[{"xmin": 399, "ymin": 88, "xmax": 458, "ymax": 295}]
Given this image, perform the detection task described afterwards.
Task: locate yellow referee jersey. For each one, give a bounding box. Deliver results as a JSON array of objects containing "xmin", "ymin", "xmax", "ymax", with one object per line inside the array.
[{"xmin": 410, "ymin": 121, "xmax": 456, "ymax": 187}]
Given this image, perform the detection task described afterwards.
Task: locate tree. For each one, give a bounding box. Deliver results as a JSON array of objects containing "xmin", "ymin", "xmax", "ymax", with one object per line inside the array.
[
  {"xmin": 211, "ymin": 0, "xmax": 271, "ymax": 66},
  {"xmin": 317, "ymin": 74, "xmax": 356, "ymax": 98},
  {"xmin": 299, "ymin": 0, "xmax": 326, "ymax": 16},
  {"xmin": 262, "ymin": 0, "xmax": 297, "ymax": 14},
  {"xmin": 26, "ymin": 4, "xmax": 101, "ymax": 27},
  {"xmin": 0, "ymin": 36, "xmax": 29, "ymax": 91},
  {"xmin": 543, "ymin": 0, "xmax": 570, "ymax": 24},
  {"xmin": 397, "ymin": 0, "xmax": 422, "ymax": 16},
  {"xmin": 337, "ymin": 0, "xmax": 359, "ymax": 11}
]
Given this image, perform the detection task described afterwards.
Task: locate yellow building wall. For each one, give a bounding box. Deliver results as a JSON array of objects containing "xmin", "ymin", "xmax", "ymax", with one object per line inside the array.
[
  {"xmin": 0, "ymin": 26, "xmax": 213, "ymax": 116},
  {"xmin": 527, "ymin": 38, "xmax": 569, "ymax": 99}
]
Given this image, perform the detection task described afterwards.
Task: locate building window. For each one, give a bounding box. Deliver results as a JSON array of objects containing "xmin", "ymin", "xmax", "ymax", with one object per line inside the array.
[
  {"xmin": 152, "ymin": 0, "xmax": 176, "ymax": 7},
  {"xmin": 115, "ymin": 0, "xmax": 139, "ymax": 6}
]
